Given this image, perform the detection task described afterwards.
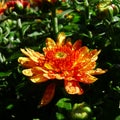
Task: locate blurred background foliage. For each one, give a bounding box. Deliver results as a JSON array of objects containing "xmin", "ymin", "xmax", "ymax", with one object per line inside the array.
[{"xmin": 0, "ymin": 0, "xmax": 120, "ymax": 119}]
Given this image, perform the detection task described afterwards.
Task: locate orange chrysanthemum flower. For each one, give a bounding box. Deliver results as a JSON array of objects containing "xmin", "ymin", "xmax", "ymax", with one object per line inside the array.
[{"xmin": 18, "ymin": 32, "xmax": 106, "ymax": 106}]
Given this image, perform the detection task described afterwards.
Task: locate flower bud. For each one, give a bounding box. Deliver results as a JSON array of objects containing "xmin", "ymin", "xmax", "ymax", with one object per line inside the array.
[
  {"xmin": 97, "ymin": 2, "xmax": 119, "ymax": 20},
  {"xmin": 15, "ymin": 1, "xmax": 24, "ymax": 11},
  {"xmin": 71, "ymin": 102, "xmax": 92, "ymax": 120},
  {"xmin": 111, "ymin": 4, "xmax": 119, "ymax": 16}
]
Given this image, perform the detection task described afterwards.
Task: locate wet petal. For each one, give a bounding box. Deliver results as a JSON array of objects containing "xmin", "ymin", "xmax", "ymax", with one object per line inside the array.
[
  {"xmin": 40, "ymin": 83, "xmax": 56, "ymax": 107},
  {"xmin": 78, "ymin": 46, "xmax": 90, "ymax": 59},
  {"xmin": 76, "ymin": 73, "xmax": 98, "ymax": 84},
  {"xmin": 80, "ymin": 62, "xmax": 96, "ymax": 71},
  {"xmin": 87, "ymin": 50, "xmax": 101, "ymax": 62},
  {"xmin": 64, "ymin": 81, "xmax": 83, "ymax": 95},
  {"xmin": 72, "ymin": 47, "xmax": 89, "ymax": 68},
  {"xmin": 85, "ymin": 74, "xmax": 98, "ymax": 83},
  {"xmin": 43, "ymin": 71, "xmax": 64, "ymax": 80},
  {"xmin": 76, "ymin": 50, "xmax": 101, "ymax": 71}
]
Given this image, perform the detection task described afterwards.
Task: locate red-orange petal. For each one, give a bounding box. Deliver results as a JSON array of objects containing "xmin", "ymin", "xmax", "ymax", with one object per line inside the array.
[
  {"xmin": 75, "ymin": 72, "xmax": 98, "ymax": 84},
  {"xmin": 64, "ymin": 81, "xmax": 83, "ymax": 95},
  {"xmin": 84, "ymin": 49, "xmax": 101, "ymax": 62},
  {"xmin": 72, "ymin": 40, "xmax": 82, "ymax": 50},
  {"xmin": 72, "ymin": 46, "xmax": 89, "ymax": 68},
  {"xmin": 40, "ymin": 83, "xmax": 56, "ymax": 107},
  {"xmin": 65, "ymin": 38, "xmax": 72, "ymax": 48}
]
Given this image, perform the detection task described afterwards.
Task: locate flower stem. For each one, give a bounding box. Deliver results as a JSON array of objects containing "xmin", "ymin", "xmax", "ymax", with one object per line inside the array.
[
  {"xmin": 84, "ymin": 0, "xmax": 89, "ymax": 22},
  {"xmin": 51, "ymin": 5, "xmax": 58, "ymax": 39}
]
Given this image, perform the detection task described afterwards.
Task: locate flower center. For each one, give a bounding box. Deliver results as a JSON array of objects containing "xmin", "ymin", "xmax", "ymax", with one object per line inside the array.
[{"xmin": 55, "ymin": 52, "xmax": 67, "ymax": 58}]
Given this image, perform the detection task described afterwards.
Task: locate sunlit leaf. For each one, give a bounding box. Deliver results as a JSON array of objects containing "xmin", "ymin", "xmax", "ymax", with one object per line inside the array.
[
  {"xmin": 56, "ymin": 98, "xmax": 72, "ymax": 110},
  {"xmin": 28, "ymin": 31, "xmax": 43, "ymax": 37}
]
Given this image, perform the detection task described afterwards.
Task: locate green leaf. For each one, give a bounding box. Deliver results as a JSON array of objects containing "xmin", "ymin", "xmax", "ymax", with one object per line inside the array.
[
  {"xmin": 56, "ymin": 112, "xmax": 65, "ymax": 120},
  {"xmin": 17, "ymin": 18, "xmax": 22, "ymax": 28},
  {"xmin": 57, "ymin": 9, "xmax": 74, "ymax": 18},
  {"xmin": 0, "ymin": 71, "xmax": 12, "ymax": 77},
  {"xmin": 22, "ymin": 24, "xmax": 30, "ymax": 36},
  {"xmin": 28, "ymin": 31, "xmax": 43, "ymax": 37},
  {"xmin": 6, "ymin": 104, "xmax": 14, "ymax": 110},
  {"xmin": 72, "ymin": 13, "xmax": 81, "ymax": 23},
  {"xmin": 113, "ymin": 48, "xmax": 120, "ymax": 51},
  {"xmin": 4, "ymin": 27, "xmax": 10, "ymax": 38},
  {"xmin": 0, "ymin": 52, "xmax": 6, "ymax": 63},
  {"xmin": 115, "ymin": 115, "xmax": 120, "ymax": 120},
  {"xmin": 56, "ymin": 98, "xmax": 72, "ymax": 110},
  {"xmin": 8, "ymin": 51, "xmax": 21, "ymax": 61}
]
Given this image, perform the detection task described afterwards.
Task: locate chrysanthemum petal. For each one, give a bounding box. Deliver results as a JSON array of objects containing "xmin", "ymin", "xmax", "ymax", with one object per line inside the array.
[
  {"xmin": 65, "ymin": 38, "xmax": 72, "ymax": 48},
  {"xmin": 87, "ymin": 75, "xmax": 98, "ymax": 83},
  {"xmin": 20, "ymin": 48, "xmax": 45, "ymax": 63},
  {"xmin": 80, "ymin": 62, "xmax": 96, "ymax": 71},
  {"xmin": 26, "ymin": 48, "xmax": 44, "ymax": 59},
  {"xmin": 46, "ymin": 37, "xmax": 56, "ymax": 49},
  {"xmin": 64, "ymin": 81, "xmax": 83, "ymax": 95},
  {"xmin": 72, "ymin": 46, "xmax": 89, "ymax": 68},
  {"xmin": 22, "ymin": 67, "xmax": 49, "ymax": 83},
  {"xmin": 79, "ymin": 46, "xmax": 90, "ymax": 55},
  {"xmin": 30, "ymin": 74, "xmax": 48, "ymax": 83},
  {"xmin": 76, "ymin": 73, "xmax": 98, "ymax": 84},
  {"xmin": 72, "ymin": 40, "xmax": 82, "ymax": 50},
  {"xmin": 88, "ymin": 50, "xmax": 101, "ymax": 62},
  {"xmin": 77, "ymin": 50, "xmax": 101, "ymax": 70},
  {"xmin": 22, "ymin": 69, "xmax": 33, "ymax": 76},
  {"xmin": 85, "ymin": 75, "xmax": 98, "ymax": 83},
  {"xmin": 44, "ymin": 63, "xmax": 54, "ymax": 70},
  {"xmin": 87, "ymin": 68, "xmax": 107, "ymax": 75},
  {"xmin": 57, "ymin": 32, "xmax": 66, "ymax": 46},
  {"xmin": 43, "ymin": 71, "xmax": 64, "ymax": 80},
  {"xmin": 22, "ymin": 67, "xmax": 45, "ymax": 76},
  {"xmin": 18, "ymin": 57, "xmax": 36, "ymax": 68},
  {"xmin": 40, "ymin": 83, "xmax": 56, "ymax": 107}
]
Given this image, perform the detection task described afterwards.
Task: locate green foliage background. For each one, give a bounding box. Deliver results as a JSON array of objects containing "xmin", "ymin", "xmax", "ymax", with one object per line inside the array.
[{"xmin": 0, "ymin": 0, "xmax": 120, "ymax": 120}]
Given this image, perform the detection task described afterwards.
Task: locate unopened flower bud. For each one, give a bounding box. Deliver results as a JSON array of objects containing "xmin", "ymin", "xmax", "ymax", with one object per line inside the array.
[{"xmin": 71, "ymin": 102, "xmax": 92, "ymax": 120}]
